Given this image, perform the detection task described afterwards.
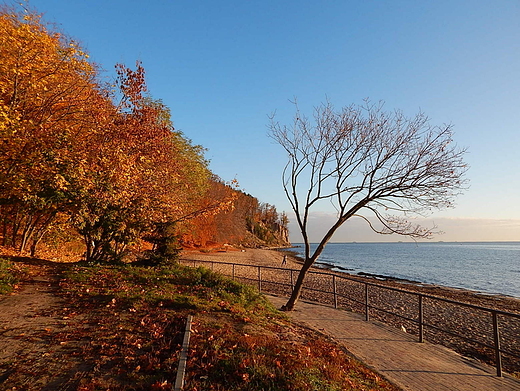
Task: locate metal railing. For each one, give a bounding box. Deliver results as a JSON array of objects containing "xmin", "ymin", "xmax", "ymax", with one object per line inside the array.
[{"xmin": 180, "ymin": 258, "xmax": 520, "ymax": 377}]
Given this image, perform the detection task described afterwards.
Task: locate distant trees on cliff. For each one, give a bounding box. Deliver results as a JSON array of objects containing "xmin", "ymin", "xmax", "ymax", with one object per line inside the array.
[
  {"xmin": 0, "ymin": 6, "xmax": 288, "ymax": 262},
  {"xmin": 180, "ymin": 179, "xmax": 289, "ymax": 248}
]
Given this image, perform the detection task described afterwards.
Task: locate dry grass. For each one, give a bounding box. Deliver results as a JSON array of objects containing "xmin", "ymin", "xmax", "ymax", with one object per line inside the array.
[{"xmin": 0, "ymin": 258, "xmax": 401, "ymax": 390}]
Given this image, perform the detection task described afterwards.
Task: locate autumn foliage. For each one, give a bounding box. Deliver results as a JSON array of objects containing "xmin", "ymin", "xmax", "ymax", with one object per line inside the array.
[
  {"xmin": 0, "ymin": 6, "xmax": 288, "ymax": 262},
  {"xmin": 180, "ymin": 179, "xmax": 289, "ymax": 249}
]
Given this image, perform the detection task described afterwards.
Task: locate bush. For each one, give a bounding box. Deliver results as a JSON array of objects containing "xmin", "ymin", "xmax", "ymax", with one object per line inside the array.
[{"xmin": 0, "ymin": 258, "xmax": 20, "ymax": 294}]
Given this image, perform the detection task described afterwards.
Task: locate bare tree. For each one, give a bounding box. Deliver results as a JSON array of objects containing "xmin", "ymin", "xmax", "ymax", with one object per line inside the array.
[{"xmin": 269, "ymin": 100, "xmax": 468, "ymax": 311}]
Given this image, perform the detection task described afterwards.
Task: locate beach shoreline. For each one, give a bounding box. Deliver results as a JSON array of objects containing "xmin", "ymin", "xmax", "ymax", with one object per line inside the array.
[
  {"xmin": 181, "ymin": 247, "xmax": 520, "ymax": 311},
  {"xmin": 180, "ymin": 247, "xmax": 520, "ymax": 376}
]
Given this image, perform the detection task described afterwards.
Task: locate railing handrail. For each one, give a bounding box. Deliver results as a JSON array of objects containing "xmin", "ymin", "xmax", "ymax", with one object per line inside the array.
[
  {"xmin": 180, "ymin": 257, "xmax": 520, "ymax": 377},
  {"xmin": 185, "ymin": 258, "xmax": 520, "ymax": 319}
]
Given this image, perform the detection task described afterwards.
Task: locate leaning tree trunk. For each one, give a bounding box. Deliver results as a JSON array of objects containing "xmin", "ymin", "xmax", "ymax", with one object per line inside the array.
[
  {"xmin": 281, "ymin": 229, "xmax": 336, "ymax": 310},
  {"xmin": 281, "ymin": 258, "xmax": 314, "ymax": 311},
  {"xmin": 29, "ymin": 213, "xmax": 56, "ymax": 257}
]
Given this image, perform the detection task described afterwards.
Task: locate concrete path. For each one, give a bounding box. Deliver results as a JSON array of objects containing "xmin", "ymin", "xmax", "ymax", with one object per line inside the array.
[{"xmin": 266, "ymin": 294, "xmax": 520, "ymax": 391}]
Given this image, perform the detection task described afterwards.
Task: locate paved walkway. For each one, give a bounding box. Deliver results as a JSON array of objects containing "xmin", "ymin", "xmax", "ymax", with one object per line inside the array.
[{"xmin": 266, "ymin": 294, "xmax": 520, "ymax": 391}]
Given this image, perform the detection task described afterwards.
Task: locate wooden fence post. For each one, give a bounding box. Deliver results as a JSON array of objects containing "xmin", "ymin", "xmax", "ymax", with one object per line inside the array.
[
  {"xmin": 419, "ymin": 295, "xmax": 424, "ymax": 343},
  {"xmin": 333, "ymin": 275, "xmax": 338, "ymax": 309},
  {"xmin": 492, "ymin": 312, "xmax": 503, "ymax": 377},
  {"xmin": 365, "ymin": 283, "xmax": 369, "ymax": 321}
]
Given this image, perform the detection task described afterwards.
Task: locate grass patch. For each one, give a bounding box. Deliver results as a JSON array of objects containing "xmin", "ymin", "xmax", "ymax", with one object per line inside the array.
[
  {"xmin": 63, "ymin": 263, "xmax": 270, "ymax": 315},
  {"xmin": 0, "ymin": 257, "xmax": 24, "ymax": 294},
  {"xmin": 3, "ymin": 260, "xmax": 400, "ymax": 390}
]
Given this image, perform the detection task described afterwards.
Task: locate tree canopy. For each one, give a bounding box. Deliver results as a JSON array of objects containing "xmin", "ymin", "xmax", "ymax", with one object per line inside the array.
[
  {"xmin": 0, "ymin": 6, "xmax": 288, "ymax": 262},
  {"xmin": 269, "ymin": 100, "xmax": 468, "ymax": 310}
]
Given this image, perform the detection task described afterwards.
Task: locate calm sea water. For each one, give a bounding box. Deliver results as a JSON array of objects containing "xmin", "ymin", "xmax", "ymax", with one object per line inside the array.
[{"xmin": 291, "ymin": 242, "xmax": 520, "ymax": 298}]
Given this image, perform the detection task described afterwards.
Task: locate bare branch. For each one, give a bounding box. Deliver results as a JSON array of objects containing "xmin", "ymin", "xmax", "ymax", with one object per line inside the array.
[{"xmin": 268, "ymin": 99, "xmax": 468, "ymax": 310}]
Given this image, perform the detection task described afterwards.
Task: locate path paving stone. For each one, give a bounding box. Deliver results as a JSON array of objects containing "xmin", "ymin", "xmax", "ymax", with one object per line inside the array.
[{"xmin": 266, "ymin": 294, "xmax": 520, "ymax": 391}]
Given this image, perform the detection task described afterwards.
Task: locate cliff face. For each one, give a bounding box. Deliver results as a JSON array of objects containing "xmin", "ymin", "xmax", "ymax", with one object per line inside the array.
[
  {"xmin": 179, "ymin": 187, "xmax": 290, "ymax": 249},
  {"xmin": 242, "ymin": 218, "xmax": 290, "ymax": 248}
]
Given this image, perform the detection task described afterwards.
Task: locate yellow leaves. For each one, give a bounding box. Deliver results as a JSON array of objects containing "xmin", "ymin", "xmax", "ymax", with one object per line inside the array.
[
  {"xmin": 53, "ymin": 174, "xmax": 69, "ymax": 190},
  {"xmin": 1, "ymin": 7, "xmax": 221, "ymax": 261}
]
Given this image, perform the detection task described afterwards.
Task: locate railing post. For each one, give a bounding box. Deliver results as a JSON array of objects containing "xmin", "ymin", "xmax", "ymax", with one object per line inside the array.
[
  {"xmin": 232, "ymin": 264, "xmax": 235, "ymax": 280},
  {"xmin": 211, "ymin": 261, "xmax": 214, "ymax": 271},
  {"xmin": 365, "ymin": 283, "xmax": 369, "ymax": 321},
  {"xmin": 290, "ymin": 269, "xmax": 294, "ymax": 289},
  {"xmin": 492, "ymin": 311, "xmax": 503, "ymax": 377},
  {"xmin": 258, "ymin": 266, "xmax": 262, "ymax": 292},
  {"xmin": 332, "ymin": 275, "xmax": 338, "ymax": 309},
  {"xmin": 419, "ymin": 295, "xmax": 424, "ymax": 343}
]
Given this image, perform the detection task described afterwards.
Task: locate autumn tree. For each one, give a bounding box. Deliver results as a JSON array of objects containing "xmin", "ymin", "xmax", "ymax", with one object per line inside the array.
[
  {"xmin": 71, "ymin": 63, "xmax": 212, "ymax": 263},
  {"xmin": 269, "ymin": 100, "xmax": 468, "ymax": 310},
  {"xmin": 0, "ymin": 5, "xmax": 287, "ymax": 262},
  {"xmin": 176, "ymin": 177, "xmax": 239, "ymax": 247},
  {"xmin": 0, "ymin": 7, "xmax": 103, "ymax": 255},
  {"xmin": 179, "ymin": 182, "xmax": 290, "ymax": 248},
  {"xmin": 0, "ymin": 7, "xmax": 213, "ymax": 261}
]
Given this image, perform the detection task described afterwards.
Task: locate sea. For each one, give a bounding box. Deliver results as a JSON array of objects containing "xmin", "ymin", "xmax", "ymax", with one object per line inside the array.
[{"xmin": 290, "ymin": 242, "xmax": 520, "ymax": 299}]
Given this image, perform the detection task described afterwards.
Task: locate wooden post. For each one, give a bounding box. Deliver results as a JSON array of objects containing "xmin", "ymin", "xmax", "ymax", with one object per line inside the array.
[
  {"xmin": 174, "ymin": 315, "xmax": 193, "ymax": 391},
  {"xmin": 365, "ymin": 283, "xmax": 369, "ymax": 321},
  {"xmin": 332, "ymin": 275, "xmax": 338, "ymax": 309},
  {"xmin": 492, "ymin": 312, "xmax": 503, "ymax": 377},
  {"xmin": 419, "ymin": 295, "xmax": 424, "ymax": 343},
  {"xmin": 258, "ymin": 266, "xmax": 262, "ymax": 292}
]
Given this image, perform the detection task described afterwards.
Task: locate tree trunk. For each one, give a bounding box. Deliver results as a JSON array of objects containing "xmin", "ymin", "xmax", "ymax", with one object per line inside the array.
[
  {"xmin": 29, "ymin": 213, "xmax": 56, "ymax": 257},
  {"xmin": 1, "ymin": 215, "xmax": 8, "ymax": 246},
  {"xmin": 281, "ymin": 258, "xmax": 313, "ymax": 311},
  {"xmin": 84, "ymin": 234, "xmax": 93, "ymax": 262},
  {"xmin": 281, "ymin": 229, "xmax": 336, "ymax": 310},
  {"xmin": 19, "ymin": 215, "xmax": 39, "ymax": 254},
  {"xmin": 11, "ymin": 210, "xmax": 22, "ymax": 249}
]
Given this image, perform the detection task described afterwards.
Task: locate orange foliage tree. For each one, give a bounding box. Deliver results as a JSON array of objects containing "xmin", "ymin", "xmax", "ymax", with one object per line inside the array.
[
  {"xmin": 180, "ymin": 181, "xmax": 290, "ymax": 249},
  {"xmin": 70, "ymin": 63, "xmax": 212, "ymax": 262},
  {"xmin": 0, "ymin": 6, "xmax": 287, "ymax": 262},
  {"xmin": 177, "ymin": 177, "xmax": 239, "ymax": 247},
  {"xmin": 0, "ymin": 7, "xmax": 103, "ymax": 255}
]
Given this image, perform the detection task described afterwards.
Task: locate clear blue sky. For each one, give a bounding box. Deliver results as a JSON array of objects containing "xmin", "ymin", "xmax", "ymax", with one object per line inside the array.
[{"xmin": 28, "ymin": 0, "xmax": 520, "ymax": 242}]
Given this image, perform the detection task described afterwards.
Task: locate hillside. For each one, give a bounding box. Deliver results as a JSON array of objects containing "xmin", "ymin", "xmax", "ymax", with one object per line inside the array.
[{"xmin": 180, "ymin": 185, "xmax": 290, "ymax": 249}]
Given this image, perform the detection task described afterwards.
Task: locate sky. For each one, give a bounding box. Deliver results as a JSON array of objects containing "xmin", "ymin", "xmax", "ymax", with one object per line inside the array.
[{"xmin": 25, "ymin": 0, "xmax": 520, "ymax": 243}]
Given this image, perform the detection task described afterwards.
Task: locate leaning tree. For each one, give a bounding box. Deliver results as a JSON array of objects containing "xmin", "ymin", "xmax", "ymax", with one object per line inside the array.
[{"xmin": 269, "ymin": 100, "xmax": 468, "ymax": 311}]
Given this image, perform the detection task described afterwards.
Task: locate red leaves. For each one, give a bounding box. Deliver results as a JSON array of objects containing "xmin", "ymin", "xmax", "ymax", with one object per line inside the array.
[
  {"xmin": 1, "ymin": 8, "xmax": 213, "ymax": 262},
  {"xmin": 150, "ymin": 380, "xmax": 172, "ymax": 390},
  {"xmin": 115, "ymin": 62, "xmax": 147, "ymax": 109}
]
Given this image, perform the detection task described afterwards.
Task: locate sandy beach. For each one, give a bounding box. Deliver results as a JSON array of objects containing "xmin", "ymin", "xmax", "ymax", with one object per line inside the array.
[{"xmin": 180, "ymin": 247, "xmax": 520, "ymax": 376}]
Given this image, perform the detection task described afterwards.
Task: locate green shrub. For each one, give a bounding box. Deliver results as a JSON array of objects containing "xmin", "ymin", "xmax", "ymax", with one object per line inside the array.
[{"xmin": 0, "ymin": 258, "xmax": 20, "ymax": 294}]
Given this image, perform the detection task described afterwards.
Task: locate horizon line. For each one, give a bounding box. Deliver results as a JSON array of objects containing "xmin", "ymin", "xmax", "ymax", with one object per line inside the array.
[{"xmin": 289, "ymin": 240, "xmax": 520, "ymax": 244}]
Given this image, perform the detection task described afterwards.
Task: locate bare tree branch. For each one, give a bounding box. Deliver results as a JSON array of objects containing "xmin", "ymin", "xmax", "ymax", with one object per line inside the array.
[{"xmin": 268, "ymin": 99, "xmax": 468, "ymax": 310}]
